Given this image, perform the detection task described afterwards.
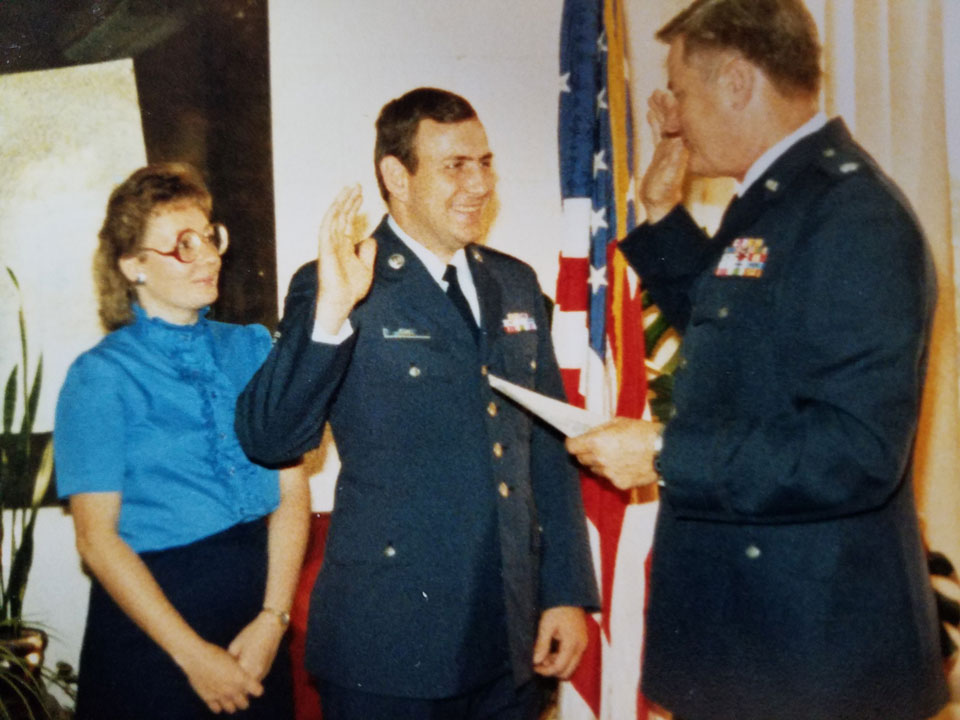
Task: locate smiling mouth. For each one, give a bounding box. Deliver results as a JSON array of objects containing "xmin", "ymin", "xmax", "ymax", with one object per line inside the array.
[{"xmin": 453, "ymin": 204, "xmax": 486, "ymax": 219}]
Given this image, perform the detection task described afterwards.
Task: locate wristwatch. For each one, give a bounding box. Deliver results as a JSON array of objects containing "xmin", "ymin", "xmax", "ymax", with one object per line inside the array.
[{"xmin": 652, "ymin": 426, "xmax": 665, "ymax": 486}]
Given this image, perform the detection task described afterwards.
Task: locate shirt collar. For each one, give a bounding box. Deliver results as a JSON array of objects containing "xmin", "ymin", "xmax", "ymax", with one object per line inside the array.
[
  {"xmin": 737, "ymin": 111, "xmax": 827, "ymax": 196},
  {"xmin": 387, "ymin": 215, "xmax": 468, "ymax": 286}
]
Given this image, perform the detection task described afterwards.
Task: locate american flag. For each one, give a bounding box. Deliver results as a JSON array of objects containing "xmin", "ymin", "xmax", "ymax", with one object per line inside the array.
[{"xmin": 554, "ymin": 0, "xmax": 660, "ymax": 718}]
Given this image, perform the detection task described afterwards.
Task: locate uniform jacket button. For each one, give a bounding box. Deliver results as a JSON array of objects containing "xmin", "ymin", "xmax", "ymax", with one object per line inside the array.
[
  {"xmin": 492, "ymin": 442, "xmax": 503, "ymax": 458},
  {"xmin": 384, "ymin": 544, "xmax": 397, "ymax": 558},
  {"xmin": 408, "ymin": 365, "xmax": 421, "ymax": 378},
  {"xmin": 717, "ymin": 306, "xmax": 730, "ymax": 319},
  {"xmin": 487, "ymin": 401, "xmax": 497, "ymax": 417},
  {"xmin": 498, "ymin": 482, "xmax": 510, "ymax": 498},
  {"xmin": 745, "ymin": 544, "xmax": 761, "ymax": 559}
]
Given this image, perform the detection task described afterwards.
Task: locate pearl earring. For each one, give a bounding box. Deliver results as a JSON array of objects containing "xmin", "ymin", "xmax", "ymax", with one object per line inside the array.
[{"xmin": 135, "ymin": 272, "xmax": 147, "ymax": 285}]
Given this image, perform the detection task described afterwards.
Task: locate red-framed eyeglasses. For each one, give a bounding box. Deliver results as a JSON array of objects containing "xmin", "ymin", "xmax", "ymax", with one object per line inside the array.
[{"xmin": 139, "ymin": 223, "xmax": 229, "ymax": 264}]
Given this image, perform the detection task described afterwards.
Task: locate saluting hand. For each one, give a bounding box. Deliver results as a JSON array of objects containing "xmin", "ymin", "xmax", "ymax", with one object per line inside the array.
[
  {"xmin": 640, "ymin": 89, "xmax": 688, "ymax": 224},
  {"xmin": 314, "ymin": 185, "xmax": 377, "ymax": 334}
]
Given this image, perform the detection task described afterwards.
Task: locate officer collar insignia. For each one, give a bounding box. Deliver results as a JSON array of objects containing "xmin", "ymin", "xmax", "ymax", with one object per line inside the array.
[{"xmin": 715, "ymin": 237, "xmax": 769, "ymax": 278}]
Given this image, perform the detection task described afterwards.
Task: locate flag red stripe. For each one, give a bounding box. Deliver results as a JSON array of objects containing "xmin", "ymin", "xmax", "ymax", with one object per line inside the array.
[
  {"xmin": 556, "ymin": 256, "xmax": 591, "ymax": 312},
  {"xmin": 567, "ymin": 611, "xmax": 603, "ymax": 718}
]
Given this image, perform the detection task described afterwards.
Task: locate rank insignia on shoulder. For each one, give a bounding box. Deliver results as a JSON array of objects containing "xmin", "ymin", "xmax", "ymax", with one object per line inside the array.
[
  {"xmin": 502, "ymin": 311, "xmax": 537, "ymax": 333},
  {"xmin": 382, "ymin": 327, "xmax": 431, "ymax": 340},
  {"xmin": 715, "ymin": 237, "xmax": 769, "ymax": 278}
]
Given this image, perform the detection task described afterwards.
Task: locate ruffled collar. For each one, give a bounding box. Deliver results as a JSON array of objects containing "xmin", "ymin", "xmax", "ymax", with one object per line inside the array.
[
  {"xmin": 131, "ymin": 303, "xmax": 211, "ymax": 344},
  {"xmin": 132, "ymin": 302, "xmax": 208, "ymax": 328}
]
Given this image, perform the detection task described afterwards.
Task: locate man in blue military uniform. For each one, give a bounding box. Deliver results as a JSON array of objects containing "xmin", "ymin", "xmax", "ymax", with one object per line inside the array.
[
  {"xmin": 566, "ymin": 1, "xmax": 949, "ymax": 719},
  {"xmin": 236, "ymin": 88, "xmax": 599, "ymax": 720}
]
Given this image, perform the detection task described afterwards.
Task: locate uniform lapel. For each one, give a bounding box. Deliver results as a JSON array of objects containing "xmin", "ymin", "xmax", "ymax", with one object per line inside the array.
[
  {"xmin": 369, "ymin": 218, "xmax": 479, "ymax": 349},
  {"xmin": 714, "ymin": 120, "xmax": 842, "ymax": 247},
  {"xmin": 466, "ymin": 245, "xmax": 503, "ymax": 360}
]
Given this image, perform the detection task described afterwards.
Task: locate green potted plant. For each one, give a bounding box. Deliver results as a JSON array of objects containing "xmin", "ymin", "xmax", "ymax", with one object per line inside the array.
[{"xmin": 0, "ymin": 267, "xmax": 73, "ymax": 719}]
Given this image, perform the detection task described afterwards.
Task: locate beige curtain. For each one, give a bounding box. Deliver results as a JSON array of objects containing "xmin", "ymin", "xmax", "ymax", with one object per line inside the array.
[
  {"xmin": 821, "ymin": 1, "xmax": 960, "ymax": 711},
  {"xmin": 626, "ymin": 0, "xmax": 960, "ymax": 714}
]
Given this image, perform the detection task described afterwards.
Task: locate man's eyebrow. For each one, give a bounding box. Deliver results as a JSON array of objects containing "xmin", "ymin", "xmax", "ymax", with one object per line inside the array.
[{"xmin": 445, "ymin": 152, "xmax": 494, "ymax": 162}]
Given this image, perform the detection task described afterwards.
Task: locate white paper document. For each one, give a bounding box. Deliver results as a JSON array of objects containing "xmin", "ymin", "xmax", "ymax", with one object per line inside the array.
[{"xmin": 487, "ymin": 374, "xmax": 608, "ymax": 437}]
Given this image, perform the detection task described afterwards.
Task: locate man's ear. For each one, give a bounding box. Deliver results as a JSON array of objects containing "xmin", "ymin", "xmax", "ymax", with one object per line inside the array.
[
  {"xmin": 118, "ymin": 254, "xmax": 142, "ymax": 285},
  {"xmin": 379, "ymin": 155, "xmax": 410, "ymax": 203},
  {"xmin": 720, "ymin": 53, "xmax": 755, "ymax": 111}
]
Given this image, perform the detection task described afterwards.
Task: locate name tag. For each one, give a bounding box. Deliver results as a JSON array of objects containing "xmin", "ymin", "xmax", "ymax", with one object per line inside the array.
[{"xmin": 382, "ymin": 327, "xmax": 431, "ymax": 340}]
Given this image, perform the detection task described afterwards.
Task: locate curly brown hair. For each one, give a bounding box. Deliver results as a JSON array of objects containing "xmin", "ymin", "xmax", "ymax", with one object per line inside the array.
[
  {"xmin": 657, "ymin": 0, "xmax": 821, "ymax": 97},
  {"xmin": 94, "ymin": 163, "xmax": 212, "ymax": 331}
]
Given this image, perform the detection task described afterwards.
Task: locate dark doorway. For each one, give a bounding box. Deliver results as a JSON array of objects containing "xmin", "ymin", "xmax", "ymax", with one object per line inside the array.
[{"xmin": 0, "ymin": 0, "xmax": 278, "ymax": 328}]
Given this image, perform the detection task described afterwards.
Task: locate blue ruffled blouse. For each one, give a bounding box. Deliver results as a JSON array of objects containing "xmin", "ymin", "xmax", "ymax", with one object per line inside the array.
[{"xmin": 55, "ymin": 305, "xmax": 280, "ymax": 553}]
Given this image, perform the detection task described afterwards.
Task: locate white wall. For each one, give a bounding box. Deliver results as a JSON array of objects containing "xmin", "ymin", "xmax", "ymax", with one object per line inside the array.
[
  {"xmin": 269, "ymin": 0, "xmax": 569, "ymax": 303},
  {"xmin": 1, "ymin": 59, "xmax": 145, "ymax": 685}
]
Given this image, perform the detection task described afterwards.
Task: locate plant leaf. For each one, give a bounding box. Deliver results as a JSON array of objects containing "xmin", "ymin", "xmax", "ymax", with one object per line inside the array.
[
  {"xmin": 5, "ymin": 519, "xmax": 35, "ymax": 622},
  {"xmin": 644, "ymin": 312, "xmax": 671, "ymax": 357},
  {"xmin": 5, "ymin": 266, "xmax": 20, "ymax": 292},
  {"xmin": 2, "ymin": 365, "xmax": 16, "ymax": 436},
  {"xmin": 30, "ymin": 441, "xmax": 54, "ymax": 507},
  {"xmin": 20, "ymin": 356, "xmax": 42, "ymax": 438}
]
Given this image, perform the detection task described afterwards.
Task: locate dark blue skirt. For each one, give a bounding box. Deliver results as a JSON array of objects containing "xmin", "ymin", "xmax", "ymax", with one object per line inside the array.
[{"xmin": 75, "ymin": 520, "xmax": 293, "ymax": 720}]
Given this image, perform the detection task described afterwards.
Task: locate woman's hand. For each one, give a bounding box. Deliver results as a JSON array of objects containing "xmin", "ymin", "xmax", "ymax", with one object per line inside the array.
[
  {"xmin": 227, "ymin": 611, "xmax": 287, "ymax": 682},
  {"xmin": 178, "ymin": 640, "xmax": 264, "ymax": 714}
]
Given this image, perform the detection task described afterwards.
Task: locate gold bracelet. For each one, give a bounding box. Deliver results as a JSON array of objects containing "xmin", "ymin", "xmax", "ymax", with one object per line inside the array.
[{"xmin": 261, "ymin": 606, "xmax": 290, "ymax": 628}]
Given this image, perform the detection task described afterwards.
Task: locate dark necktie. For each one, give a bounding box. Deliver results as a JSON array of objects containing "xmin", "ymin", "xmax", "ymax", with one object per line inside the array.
[
  {"xmin": 719, "ymin": 192, "xmax": 742, "ymax": 230},
  {"xmin": 443, "ymin": 264, "xmax": 479, "ymax": 342}
]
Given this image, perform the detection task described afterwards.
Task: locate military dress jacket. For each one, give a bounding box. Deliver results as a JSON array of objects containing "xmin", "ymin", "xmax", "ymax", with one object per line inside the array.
[
  {"xmin": 620, "ymin": 119, "xmax": 948, "ymax": 720},
  {"xmin": 236, "ymin": 218, "xmax": 598, "ymax": 699}
]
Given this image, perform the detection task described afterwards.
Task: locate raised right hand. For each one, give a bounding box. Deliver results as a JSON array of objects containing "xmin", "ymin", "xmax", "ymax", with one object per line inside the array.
[
  {"xmin": 640, "ymin": 89, "xmax": 689, "ymax": 224},
  {"xmin": 314, "ymin": 184, "xmax": 378, "ymax": 334},
  {"xmin": 180, "ymin": 641, "xmax": 264, "ymax": 714}
]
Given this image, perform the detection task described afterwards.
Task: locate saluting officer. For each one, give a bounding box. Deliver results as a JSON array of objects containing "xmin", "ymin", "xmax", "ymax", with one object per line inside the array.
[
  {"xmin": 236, "ymin": 87, "xmax": 599, "ymax": 720},
  {"xmin": 566, "ymin": 1, "xmax": 948, "ymax": 719}
]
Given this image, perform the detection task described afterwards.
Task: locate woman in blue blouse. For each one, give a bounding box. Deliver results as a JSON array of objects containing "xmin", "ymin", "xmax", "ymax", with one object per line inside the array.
[{"xmin": 55, "ymin": 163, "xmax": 309, "ymax": 718}]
